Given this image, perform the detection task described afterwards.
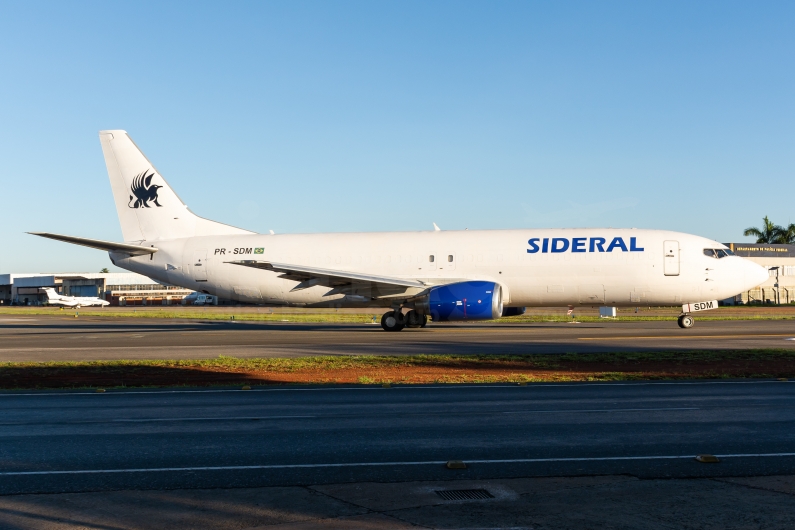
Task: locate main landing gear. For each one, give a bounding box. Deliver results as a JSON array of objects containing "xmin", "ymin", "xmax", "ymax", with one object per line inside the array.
[
  {"xmin": 677, "ymin": 314, "xmax": 694, "ymax": 329},
  {"xmin": 381, "ymin": 311, "xmax": 404, "ymax": 331},
  {"xmin": 380, "ymin": 309, "xmax": 427, "ymax": 331}
]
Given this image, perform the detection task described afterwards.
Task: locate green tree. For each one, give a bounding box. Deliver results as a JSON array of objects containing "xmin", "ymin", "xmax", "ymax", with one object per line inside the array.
[
  {"xmin": 744, "ymin": 216, "xmax": 783, "ymax": 243},
  {"xmin": 99, "ymin": 268, "xmax": 109, "ymax": 273},
  {"xmin": 774, "ymin": 223, "xmax": 795, "ymax": 245}
]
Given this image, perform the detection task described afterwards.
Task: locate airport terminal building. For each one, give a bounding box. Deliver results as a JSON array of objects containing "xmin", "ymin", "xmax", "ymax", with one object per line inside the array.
[
  {"xmin": 725, "ymin": 243, "xmax": 795, "ymax": 304},
  {"xmin": 0, "ymin": 272, "xmax": 195, "ymax": 306}
]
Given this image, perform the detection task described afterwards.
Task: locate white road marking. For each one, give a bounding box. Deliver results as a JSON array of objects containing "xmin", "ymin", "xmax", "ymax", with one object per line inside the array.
[
  {"xmin": 503, "ymin": 407, "xmax": 700, "ymax": 414},
  {"xmin": 3, "ymin": 453, "xmax": 795, "ymax": 476},
  {"xmin": 0, "ymin": 410, "xmax": 708, "ymax": 426},
  {"xmin": 0, "ymin": 379, "xmax": 790, "ymax": 397},
  {"xmin": 112, "ymin": 415, "xmax": 315, "ymax": 422}
]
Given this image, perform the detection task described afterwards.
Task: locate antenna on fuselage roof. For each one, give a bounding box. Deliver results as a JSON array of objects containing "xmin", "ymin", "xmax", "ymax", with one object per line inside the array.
[
  {"xmin": 269, "ymin": 230, "xmax": 275, "ymax": 235},
  {"xmin": 433, "ymin": 223, "xmax": 441, "ymax": 231}
]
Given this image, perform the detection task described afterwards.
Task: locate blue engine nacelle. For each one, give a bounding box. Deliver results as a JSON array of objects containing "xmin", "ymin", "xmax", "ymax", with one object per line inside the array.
[{"xmin": 422, "ymin": 281, "xmax": 503, "ymax": 321}]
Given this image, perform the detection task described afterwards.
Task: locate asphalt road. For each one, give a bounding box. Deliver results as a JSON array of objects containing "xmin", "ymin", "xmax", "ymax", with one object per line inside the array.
[
  {"xmin": 1, "ymin": 380, "xmax": 794, "ymax": 495},
  {"xmin": 1, "ymin": 316, "xmax": 795, "ymax": 362}
]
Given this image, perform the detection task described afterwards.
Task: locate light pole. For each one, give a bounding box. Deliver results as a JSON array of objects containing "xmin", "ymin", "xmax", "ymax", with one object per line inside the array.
[{"xmin": 769, "ymin": 267, "xmax": 780, "ymax": 305}]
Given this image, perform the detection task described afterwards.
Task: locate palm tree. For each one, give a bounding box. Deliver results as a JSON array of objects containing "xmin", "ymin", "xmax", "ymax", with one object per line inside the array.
[
  {"xmin": 774, "ymin": 223, "xmax": 795, "ymax": 245},
  {"xmin": 744, "ymin": 216, "xmax": 783, "ymax": 244}
]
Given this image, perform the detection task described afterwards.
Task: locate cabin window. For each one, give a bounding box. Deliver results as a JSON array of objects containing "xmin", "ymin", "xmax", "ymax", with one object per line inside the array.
[
  {"xmin": 448, "ymin": 255, "xmax": 453, "ymax": 262},
  {"xmin": 429, "ymin": 255, "xmax": 435, "ymax": 262}
]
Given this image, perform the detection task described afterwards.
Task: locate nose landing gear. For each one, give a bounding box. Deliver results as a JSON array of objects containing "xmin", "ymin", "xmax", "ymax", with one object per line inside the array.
[{"xmin": 677, "ymin": 314, "xmax": 694, "ymax": 328}]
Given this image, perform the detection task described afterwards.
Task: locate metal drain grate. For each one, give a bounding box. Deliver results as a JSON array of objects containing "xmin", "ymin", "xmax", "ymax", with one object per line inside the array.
[{"xmin": 435, "ymin": 489, "xmax": 494, "ymax": 501}]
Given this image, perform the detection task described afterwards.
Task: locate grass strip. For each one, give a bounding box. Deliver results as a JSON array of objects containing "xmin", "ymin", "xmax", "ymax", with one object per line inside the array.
[
  {"xmin": 0, "ymin": 308, "xmax": 376, "ymax": 322},
  {"xmin": 3, "ymin": 349, "xmax": 794, "ymax": 369},
  {"xmin": 1, "ymin": 350, "xmax": 794, "ymax": 389}
]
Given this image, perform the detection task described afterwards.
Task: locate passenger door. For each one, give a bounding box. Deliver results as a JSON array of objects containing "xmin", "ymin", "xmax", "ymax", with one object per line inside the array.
[{"xmin": 663, "ymin": 241, "xmax": 680, "ymax": 276}]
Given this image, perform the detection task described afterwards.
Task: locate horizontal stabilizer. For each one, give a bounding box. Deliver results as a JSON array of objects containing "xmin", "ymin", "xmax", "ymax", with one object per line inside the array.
[
  {"xmin": 28, "ymin": 232, "xmax": 158, "ymax": 256},
  {"xmin": 226, "ymin": 260, "xmax": 427, "ymax": 294}
]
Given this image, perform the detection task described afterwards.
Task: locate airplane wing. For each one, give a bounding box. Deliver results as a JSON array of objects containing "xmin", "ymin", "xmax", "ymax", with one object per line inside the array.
[
  {"xmin": 28, "ymin": 233, "xmax": 157, "ymax": 256},
  {"xmin": 225, "ymin": 260, "xmax": 429, "ymax": 298}
]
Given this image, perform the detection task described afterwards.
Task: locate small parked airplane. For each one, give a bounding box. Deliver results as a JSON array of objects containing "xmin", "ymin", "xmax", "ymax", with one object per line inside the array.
[
  {"xmin": 40, "ymin": 287, "xmax": 109, "ymax": 308},
  {"xmin": 30, "ymin": 131, "xmax": 768, "ymax": 330}
]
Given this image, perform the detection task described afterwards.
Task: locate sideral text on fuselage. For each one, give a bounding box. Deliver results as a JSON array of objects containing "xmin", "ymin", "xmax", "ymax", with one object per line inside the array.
[{"xmin": 527, "ymin": 237, "xmax": 644, "ymax": 254}]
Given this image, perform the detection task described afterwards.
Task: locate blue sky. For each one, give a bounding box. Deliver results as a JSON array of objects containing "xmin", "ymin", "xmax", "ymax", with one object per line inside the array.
[{"xmin": 1, "ymin": 1, "xmax": 793, "ymax": 272}]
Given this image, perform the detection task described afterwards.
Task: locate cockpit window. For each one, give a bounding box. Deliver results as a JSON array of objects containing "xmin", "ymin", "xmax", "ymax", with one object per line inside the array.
[{"xmin": 704, "ymin": 248, "xmax": 733, "ymax": 259}]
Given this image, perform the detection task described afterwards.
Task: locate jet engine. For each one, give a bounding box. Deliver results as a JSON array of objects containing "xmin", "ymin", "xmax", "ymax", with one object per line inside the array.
[
  {"xmin": 501, "ymin": 307, "xmax": 526, "ymax": 317},
  {"xmin": 418, "ymin": 281, "xmax": 503, "ymax": 321}
]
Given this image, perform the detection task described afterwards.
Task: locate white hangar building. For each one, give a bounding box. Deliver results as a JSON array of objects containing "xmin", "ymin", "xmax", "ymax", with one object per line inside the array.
[{"xmin": 0, "ymin": 272, "xmax": 194, "ymax": 306}]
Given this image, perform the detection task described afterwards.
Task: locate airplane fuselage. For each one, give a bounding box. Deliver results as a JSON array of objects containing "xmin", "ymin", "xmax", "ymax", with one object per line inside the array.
[
  {"xmin": 110, "ymin": 228, "xmax": 766, "ymax": 308},
  {"xmin": 45, "ymin": 297, "xmax": 109, "ymax": 308}
]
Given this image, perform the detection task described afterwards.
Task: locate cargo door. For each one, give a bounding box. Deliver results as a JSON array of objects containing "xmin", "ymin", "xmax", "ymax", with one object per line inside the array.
[
  {"xmin": 192, "ymin": 250, "xmax": 208, "ymax": 281},
  {"xmin": 663, "ymin": 241, "xmax": 679, "ymax": 276}
]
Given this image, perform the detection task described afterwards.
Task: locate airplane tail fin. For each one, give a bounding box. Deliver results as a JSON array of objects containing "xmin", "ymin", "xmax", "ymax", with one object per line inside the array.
[
  {"xmin": 99, "ymin": 131, "xmax": 254, "ymax": 242},
  {"xmin": 41, "ymin": 287, "xmax": 58, "ymax": 300}
]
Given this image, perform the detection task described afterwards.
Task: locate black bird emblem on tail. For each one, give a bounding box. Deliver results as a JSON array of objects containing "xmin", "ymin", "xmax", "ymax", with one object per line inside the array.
[{"xmin": 128, "ymin": 170, "xmax": 163, "ymax": 208}]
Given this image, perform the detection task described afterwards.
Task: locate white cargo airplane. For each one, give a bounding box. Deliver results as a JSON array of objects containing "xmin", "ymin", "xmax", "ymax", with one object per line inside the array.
[
  {"xmin": 30, "ymin": 131, "xmax": 767, "ymax": 330},
  {"xmin": 40, "ymin": 287, "xmax": 110, "ymax": 308}
]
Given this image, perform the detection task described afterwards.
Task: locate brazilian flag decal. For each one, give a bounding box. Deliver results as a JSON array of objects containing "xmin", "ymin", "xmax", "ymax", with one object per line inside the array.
[{"xmin": 254, "ymin": 248, "xmax": 264, "ymax": 254}]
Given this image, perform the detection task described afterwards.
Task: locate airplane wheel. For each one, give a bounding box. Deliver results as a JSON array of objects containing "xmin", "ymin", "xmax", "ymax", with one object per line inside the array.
[
  {"xmin": 381, "ymin": 311, "xmax": 405, "ymax": 331},
  {"xmin": 404, "ymin": 310, "xmax": 427, "ymax": 328},
  {"xmin": 677, "ymin": 315, "xmax": 694, "ymax": 329}
]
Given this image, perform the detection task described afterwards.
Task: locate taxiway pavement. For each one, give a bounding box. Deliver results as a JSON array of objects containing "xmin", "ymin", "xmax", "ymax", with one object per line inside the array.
[
  {"xmin": 4, "ymin": 474, "xmax": 795, "ymax": 529},
  {"xmin": 1, "ymin": 316, "xmax": 794, "ymax": 362},
  {"xmin": 1, "ymin": 380, "xmax": 794, "ymax": 495}
]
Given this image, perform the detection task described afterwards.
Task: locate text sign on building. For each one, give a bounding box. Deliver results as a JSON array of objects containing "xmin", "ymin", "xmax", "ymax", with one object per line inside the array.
[{"xmin": 726, "ymin": 243, "xmax": 795, "ymax": 258}]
